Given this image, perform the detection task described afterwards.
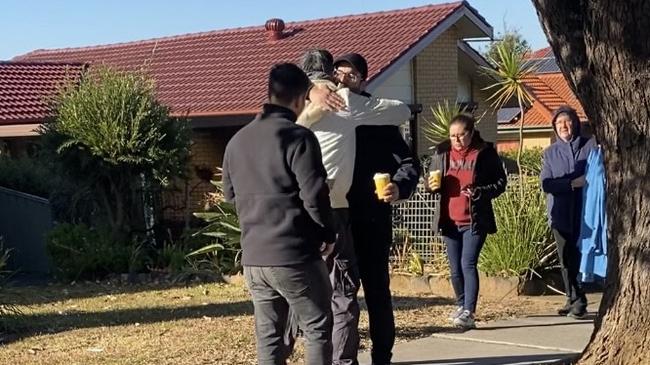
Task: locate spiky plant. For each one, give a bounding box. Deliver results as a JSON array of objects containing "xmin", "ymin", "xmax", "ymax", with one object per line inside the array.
[
  {"xmin": 422, "ymin": 100, "xmax": 478, "ymax": 148},
  {"xmin": 481, "ymin": 40, "xmax": 535, "ymax": 198}
]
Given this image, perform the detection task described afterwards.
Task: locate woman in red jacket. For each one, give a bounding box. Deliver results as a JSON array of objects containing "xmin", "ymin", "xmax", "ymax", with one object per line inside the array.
[{"xmin": 427, "ymin": 114, "xmax": 507, "ymax": 329}]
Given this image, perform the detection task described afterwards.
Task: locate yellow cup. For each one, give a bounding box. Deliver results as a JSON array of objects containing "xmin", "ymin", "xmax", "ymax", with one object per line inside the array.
[
  {"xmin": 373, "ymin": 173, "xmax": 391, "ymax": 200},
  {"xmin": 429, "ymin": 170, "xmax": 442, "ymax": 190}
]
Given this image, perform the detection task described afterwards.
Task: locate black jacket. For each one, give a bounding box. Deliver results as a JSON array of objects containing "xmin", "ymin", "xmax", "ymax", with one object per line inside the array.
[
  {"xmin": 428, "ymin": 133, "xmax": 507, "ymax": 235},
  {"xmin": 347, "ymin": 124, "xmax": 420, "ymax": 222},
  {"xmin": 222, "ymin": 104, "xmax": 336, "ymax": 266}
]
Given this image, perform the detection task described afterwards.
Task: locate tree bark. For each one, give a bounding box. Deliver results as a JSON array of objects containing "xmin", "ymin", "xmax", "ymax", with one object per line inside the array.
[{"xmin": 532, "ymin": 1, "xmax": 650, "ymax": 364}]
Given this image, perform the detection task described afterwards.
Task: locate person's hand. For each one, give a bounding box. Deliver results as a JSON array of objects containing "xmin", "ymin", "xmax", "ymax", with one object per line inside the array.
[
  {"xmin": 461, "ymin": 186, "xmax": 473, "ymax": 198},
  {"xmin": 320, "ymin": 243, "xmax": 335, "ymax": 258},
  {"xmin": 571, "ymin": 175, "xmax": 586, "ymax": 189},
  {"xmin": 427, "ymin": 175, "xmax": 441, "ymax": 190},
  {"xmin": 381, "ymin": 183, "xmax": 400, "ymax": 203},
  {"xmin": 309, "ymin": 84, "xmax": 346, "ymax": 111},
  {"xmin": 320, "ymin": 242, "xmax": 335, "ymax": 258}
]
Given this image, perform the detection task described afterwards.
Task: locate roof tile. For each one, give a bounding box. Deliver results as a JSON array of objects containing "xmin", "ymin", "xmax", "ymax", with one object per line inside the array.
[
  {"xmin": 0, "ymin": 62, "xmax": 85, "ymax": 124},
  {"xmin": 12, "ymin": 2, "xmax": 466, "ymax": 117}
]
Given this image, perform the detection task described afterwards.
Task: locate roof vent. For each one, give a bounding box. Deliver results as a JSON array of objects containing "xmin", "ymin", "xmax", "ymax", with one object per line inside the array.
[{"xmin": 265, "ymin": 18, "xmax": 285, "ymax": 41}]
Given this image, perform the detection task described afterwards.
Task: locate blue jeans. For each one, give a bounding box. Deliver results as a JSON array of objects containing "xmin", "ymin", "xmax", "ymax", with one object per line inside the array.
[
  {"xmin": 443, "ymin": 225, "xmax": 487, "ymax": 313},
  {"xmin": 244, "ymin": 261, "xmax": 333, "ymax": 365}
]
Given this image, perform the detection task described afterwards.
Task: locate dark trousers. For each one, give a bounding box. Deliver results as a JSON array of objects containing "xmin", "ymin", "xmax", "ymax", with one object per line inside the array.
[
  {"xmin": 329, "ymin": 209, "xmax": 361, "ymax": 365},
  {"xmin": 244, "ymin": 262, "xmax": 333, "ymax": 365},
  {"xmin": 553, "ymin": 229, "xmax": 587, "ymax": 311},
  {"xmin": 442, "ymin": 225, "xmax": 487, "ymax": 313},
  {"xmin": 285, "ymin": 210, "xmax": 361, "ymax": 365},
  {"xmin": 351, "ymin": 217, "xmax": 394, "ymax": 365}
]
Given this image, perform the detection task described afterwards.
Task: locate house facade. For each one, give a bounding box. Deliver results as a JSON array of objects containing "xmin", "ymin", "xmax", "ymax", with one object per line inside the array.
[
  {"xmin": 3, "ymin": 1, "xmax": 496, "ymax": 221},
  {"xmin": 497, "ymin": 47, "xmax": 589, "ymax": 152}
]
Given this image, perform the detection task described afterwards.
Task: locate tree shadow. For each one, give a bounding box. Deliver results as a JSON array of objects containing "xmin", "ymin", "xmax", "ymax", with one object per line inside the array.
[
  {"xmin": 0, "ymin": 299, "xmax": 253, "ymax": 345},
  {"xmin": 474, "ymin": 318, "xmax": 594, "ymax": 331},
  {"xmin": 2, "ymin": 281, "xmax": 217, "ymax": 306},
  {"xmin": 391, "ymin": 352, "xmax": 579, "ymax": 365},
  {"xmin": 385, "ymin": 295, "xmax": 456, "ymax": 310}
]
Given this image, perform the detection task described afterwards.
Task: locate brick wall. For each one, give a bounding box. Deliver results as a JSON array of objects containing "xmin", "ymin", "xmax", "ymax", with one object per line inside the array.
[
  {"xmin": 414, "ymin": 28, "xmax": 459, "ymax": 156},
  {"xmin": 414, "ymin": 28, "xmax": 498, "ymax": 155},
  {"xmin": 162, "ymin": 127, "xmax": 239, "ymax": 222},
  {"xmin": 473, "ymin": 86, "xmax": 498, "ymax": 143}
]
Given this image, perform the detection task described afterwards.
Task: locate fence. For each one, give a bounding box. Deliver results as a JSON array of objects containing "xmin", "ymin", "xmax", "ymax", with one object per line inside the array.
[
  {"xmin": 391, "ymin": 180, "xmax": 446, "ymax": 269},
  {"xmin": 0, "ymin": 186, "xmax": 53, "ymax": 275}
]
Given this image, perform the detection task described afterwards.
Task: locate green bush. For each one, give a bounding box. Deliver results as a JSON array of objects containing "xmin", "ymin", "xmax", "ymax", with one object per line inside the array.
[
  {"xmin": 499, "ymin": 147, "xmax": 543, "ymax": 175},
  {"xmin": 46, "ymin": 223, "xmax": 144, "ymax": 280},
  {"xmin": 148, "ymin": 241, "xmax": 189, "ymax": 273},
  {"xmin": 41, "ymin": 66, "xmax": 190, "ymax": 242},
  {"xmin": 0, "ymin": 239, "xmax": 8, "ymax": 274},
  {"xmin": 479, "ymin": 175, "xmax": 553, "ymax": 277},
  {"xmin": 190, "ymin": 180, "xmax": 242, "ymax": 275},
  {"xmin": 0, "ymin": 157, "xmax": 57, "ymax": 198}
]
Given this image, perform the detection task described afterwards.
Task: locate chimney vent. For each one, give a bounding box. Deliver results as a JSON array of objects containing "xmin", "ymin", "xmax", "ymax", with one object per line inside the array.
[{"xmin": 265, "ymin": 18, "xmax": 285, "ymax": 41}]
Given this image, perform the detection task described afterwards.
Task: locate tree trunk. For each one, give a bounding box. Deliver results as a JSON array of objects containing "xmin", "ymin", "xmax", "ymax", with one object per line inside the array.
[{"xmin": 532, "ymin": 1, "xmax": 650, "ymax": 364}]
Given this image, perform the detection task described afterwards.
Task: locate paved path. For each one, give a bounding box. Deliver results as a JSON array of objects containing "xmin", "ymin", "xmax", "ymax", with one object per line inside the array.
[{"xmin": 358, "ymin": 295, "xmax": 600, "ymax": 365}]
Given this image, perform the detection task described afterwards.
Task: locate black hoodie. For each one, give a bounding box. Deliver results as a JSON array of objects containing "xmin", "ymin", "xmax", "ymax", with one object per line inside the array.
[{"xmin": 428, "ymin": 132, "xmax": 507, "ymax": 235}]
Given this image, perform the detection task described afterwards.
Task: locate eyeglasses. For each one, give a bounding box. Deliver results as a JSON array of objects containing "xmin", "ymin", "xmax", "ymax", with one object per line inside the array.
[
  {"xmin": 554, "ymin": 119, "xmax": 572, "ymax": 126},
  {"xmin": 334, "ymin": 68, "xmax": 361, "ymax": 83},
  {"xmin": 449, "ymin": 131, "xmax": 470, "ymax": 140}
]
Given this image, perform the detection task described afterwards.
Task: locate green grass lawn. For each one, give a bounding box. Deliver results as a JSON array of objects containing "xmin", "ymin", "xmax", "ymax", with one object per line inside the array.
[{"xmin": 0, "ymin": 281, "xmax": 557, "ymax": 364}]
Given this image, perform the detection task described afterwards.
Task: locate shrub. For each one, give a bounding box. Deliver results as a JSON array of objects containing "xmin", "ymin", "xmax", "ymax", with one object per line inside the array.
[
  {"xmin": 41, "ymin": 66, "xmax": 191, "ymax": 242},
  {"xmin": 499, "ymin": 147, "xmax": 544, "ymax": 175},
  {"xmin": 148, "ymin": 241, "xmax": 189, "ymax": 274},
  {"xmin": 46, "ymin": 223, "xmax": 145, "ymax": 280},
  {"xmin": 479, "ymin": 175, "xmax": 553, "ymax": 277},
  {"xmin": 421, "ymin": 100, "xmax": 478, "ymax": 148},
  {"xmin": 1, "ymin": 239, "xmax": 22, "ymax": 332},
  {"xmin": 0, "ymin": 157, "xmax": 57, "ymax": 198},
  {"xmin": 189, "ymin": 180, "xmax": 242, "ymax": 275}
]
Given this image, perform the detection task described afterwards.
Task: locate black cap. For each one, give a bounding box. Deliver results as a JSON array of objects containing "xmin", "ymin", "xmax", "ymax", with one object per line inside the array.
[{"xmin": 333, "ymin": 53, "xmax": 368, "ymax": 80}]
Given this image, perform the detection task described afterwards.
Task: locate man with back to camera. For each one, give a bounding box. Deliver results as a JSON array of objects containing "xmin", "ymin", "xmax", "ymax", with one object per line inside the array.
[{"xmin": 222, "ymin": 62, "xmax": 337, "ymax": 365}]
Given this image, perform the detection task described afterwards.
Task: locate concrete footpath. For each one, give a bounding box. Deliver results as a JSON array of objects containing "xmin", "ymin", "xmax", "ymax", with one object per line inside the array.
[{"xmin": 359, "ymin": 296, "xmax": 600, "ymax": 365}]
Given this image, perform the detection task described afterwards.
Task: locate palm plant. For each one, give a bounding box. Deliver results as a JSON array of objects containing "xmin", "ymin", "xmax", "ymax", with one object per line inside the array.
[
  {"xmin": 189, "ymin": 179, "xmax": 242, "ymax": 275},
  {"xmin": 481, "ymin": 41, "xmax": 535, "ymax": 197},
  {"xmin": 422, "ymin": 100, "xmax": 477, "ymax": 148}
]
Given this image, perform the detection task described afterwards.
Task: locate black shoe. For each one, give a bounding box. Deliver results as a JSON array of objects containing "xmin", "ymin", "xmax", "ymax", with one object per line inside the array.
[
  {"xmin": 557, "ymin": 301, "xmax": 572, "ymax": 316},
  {"xmin": 567, "ymin": 308, "xmax": 588, "ymax": 319}
]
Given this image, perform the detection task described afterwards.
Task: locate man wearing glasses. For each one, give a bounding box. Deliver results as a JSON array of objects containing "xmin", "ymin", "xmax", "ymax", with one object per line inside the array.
[
  {"xmin": 333, "ymin": 53, "xmax": 420, "ymax": 365},
  {"xmin": 296, "ymin": 49, "xmax": 412, "ymax": 365}
]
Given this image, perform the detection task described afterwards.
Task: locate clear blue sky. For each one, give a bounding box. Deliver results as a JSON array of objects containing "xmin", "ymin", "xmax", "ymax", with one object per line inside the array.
[{"xmin": 0, "ymin": 0, "xmax": 547, "ymax": 61}]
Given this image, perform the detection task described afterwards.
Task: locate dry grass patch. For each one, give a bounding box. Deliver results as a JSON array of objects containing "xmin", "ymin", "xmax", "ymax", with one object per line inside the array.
[{"xmin": 0, "ymin": 282, "xmax": 560, "ymax": 364}]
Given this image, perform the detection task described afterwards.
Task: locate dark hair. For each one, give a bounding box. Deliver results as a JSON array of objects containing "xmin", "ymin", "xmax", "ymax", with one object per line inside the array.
[
  {"xmin": 450, "ymin": 114, "xmax": 476, "ymax": 132},
  {"xmin": 333, "ymin": 53, "xmax": 369, "ymax": 80},
  {"xmin": 301, "ymin": 49, "xmax": 334, "ymax": 75},
  {"xmin": 551, "ymin": 105, "xmax": 580, "ymax": 126},
  {"xmin": 268, "ymin": 63, "xmax": 311, "ymax": 104}
]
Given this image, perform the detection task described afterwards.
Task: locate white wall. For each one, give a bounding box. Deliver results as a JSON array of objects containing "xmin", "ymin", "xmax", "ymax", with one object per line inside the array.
[{"xmin": 371, "ymin": 62, "xmax": 413, "ymax": 103}]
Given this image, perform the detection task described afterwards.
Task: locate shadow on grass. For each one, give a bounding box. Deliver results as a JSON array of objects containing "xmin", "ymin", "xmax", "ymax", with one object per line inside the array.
[
  {"xmin": 391, "ymin": 352, "xmax": 579, "ymax": 365},
  {"xmin": 358, "ymin": 295, "xmax": 456, "ymax": 312},
  {"xmin": 0, "ymin": 299, "xmax": 253, "ymax": 345},
  {"xmin": 2, "ymin": 281, "xmax": 224, "ymax": 306}
]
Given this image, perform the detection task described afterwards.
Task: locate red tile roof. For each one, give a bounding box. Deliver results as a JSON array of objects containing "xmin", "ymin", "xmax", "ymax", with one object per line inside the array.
[
  {"xmin": 526, "ymin": 46, "xmax": 553, "ymax": 60},
  {"xmin": 0, "ymin": 62, "xmax": 85, "ymax": 125},
  {"xmin": 501, "ymin": 48, "xmax": 587, "ymax": 129},
  {"xmin": 13, "ymin": 2, "xmax": 471, "ymax": 118}
]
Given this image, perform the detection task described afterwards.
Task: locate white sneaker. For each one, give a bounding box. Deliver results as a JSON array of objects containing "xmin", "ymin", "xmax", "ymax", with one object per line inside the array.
[
  {"xmin": 453, "ymin": 310, "xmax": 476, "ymax": 329},
  {"xmin": 448, "ymin": 306, "xmax": 464, "ymax": 321}
]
